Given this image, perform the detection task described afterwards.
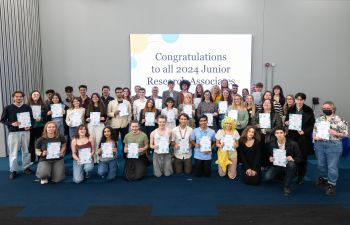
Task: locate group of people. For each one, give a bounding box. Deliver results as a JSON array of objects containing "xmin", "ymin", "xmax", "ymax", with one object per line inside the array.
[{"xmin": 0, "ymin": 79, "xmax": 348, "ymax": 197}]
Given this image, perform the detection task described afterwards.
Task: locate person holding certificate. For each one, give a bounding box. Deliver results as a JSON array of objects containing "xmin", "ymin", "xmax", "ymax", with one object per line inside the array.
[
  {"xmin": 162, "ymin": 80, "xmax": 180, "ymax": 109},
  {"xmin": 177, "ymin": 93, "xmax": 196, "ymax": 128},
  {"xmin": 97, "ymin": 126, "xmax": 118, "ymax": 181},
  {"xmin": 123, "ymin": 121, "xmax": 149, "ymax": 181},
  {"xmin": 85, "ymin": 93, "xmax": 107, "ymax": 163},
  {"xmin": 28, "ymin": 90, "xmax": 48, "ymax": 163},
  {"xmin": 35, "ymin": 121, "xmax": 66, "ymax": 184},
  {"xmin": 171, "ymin": 113, "xmax": 193, "ymax": 174},
  {"xmin": 150, "ymin": 115, "xmax": 173, "ymax": 177},
  {"xmin": 228, "ymin": 95, "xmax": 248, "ymax": 134},
  {"xmin": 244, "ymin": 95, "xmax": 257, "ymax": 126},
  {"xmin": 238, "ymin": 126, "xmax": 262, "ymax": 185},
  {"xmin": 196, "ymin": 90, "xmax": 218, "ymax": 131},
  {"xmin": 71, "ymin": 125, "xmax": 95, "ymax": 184},
  {"xmin": 178, "ymin": 79, "xmax": 192, "ymax": 104},
  {"xmin": 313, "ymin": 101, "xmax": 348, "ymax": 196},
  {"xmin": 215, "ymin": 117, "xmax": 240, "ymax": 179},
  {"xmin": 194, "ymin": 84, "xmax": 204, "ymax": 127},
  {"xmin": 47, "ymin": 93, "xmax": 68, "ymax": 136},
  {"xmin": 1, "ymin": 91, "xmax": 35, "ymax": 179},
  {"xmin": 252, "ymin": 99, "xmax": 282, "ymax": 167},
  {"xmin": 191, "ymin": 115, "xmax": 216, "ymax": 177},
  {"xmin": 285, "ymin": 93, "xmax": 315, "ymax": 185},
  {"xmin": 139, "ymin": 98, "xmax": 160, "ymax": 140},
  {"xmin": 211, "ymin": 85, "xmax": 221, "ymax": 103},
  {"xmin": 107, "ymin": 87, "xmax": 132, "ymax": 159},
  {"xmin": 66, "ymin": 97, "xmax": 86, "ymax": 140},
  {"xmin": 218, "ymin": 89, "xmax": 232, "ymax": 129},
  {"xmin": 161, "ymin": 97, "xmax": 178, "ymax": 130},
  {"xmin": 265, "ymin": 126, "xmax": 302, "ymax": 196}
]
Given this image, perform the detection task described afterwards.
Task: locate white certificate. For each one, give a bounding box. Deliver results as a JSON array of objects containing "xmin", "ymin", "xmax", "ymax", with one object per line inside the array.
[
  {"xmin": 155, "ymin": 136, "xmax": 169, "ymax": 154},
  {"xmin": 78, "ymin": 148, "xmax": 92, "ymax": 164},
  {"xmin": 70, "ymin": 112, "xmax": 82, "ymax": 127},
  {"xmin": 183, "ymin": 105, "xmax": 193, "ymax": 118},
  {"xmin": 316, "ymin": 121, "xmax": 330, "ymax": 140},
  {"xmin": 205, "ymin": 113, "xmax": 214, "ymax": 127},
  {"xmin": 101, "ymin": 142, "xmax": 114, "ymax": 158},
  {"xmin": 252, "ymin": 92, "xmax": 262, "ymax": 105},
  {"xmin": 194, "ymin": 98, "xmax": 201, "ymax": 109},
  {"xmin": 51, "ymin": 104, "xmax": 63, "ymax": 118},
  {"xmin": 166, "ymin": 110, "xmax": 175, "ymax": 123},
  {"xmin": 90, "ymin": 112, "xmax": 101, "ymax": 126},
  {"xmin": 200, "ymin": 136, "xmax": 211, "ymax": 152},
  {"xmin": 118, "ymin": 103, "xmax": 129, "ymax": 117},
  {"xmin": 273, "ymin": 148, "xmax": 287, "ymax": 167},
  {"xmin": 259, "ymin": 113, "xmax": 271, "ymax": 129},
  {"xmin": 289, "ymin": 114, "xmax": 302, "ymax": 131},
  {"xmin": 178, "ymin": 139, "xmax": 190, "ymax": 154},
  {"xmin": 145, "ymin": 112, "xmax": 155, "ymax": 126},
  {"xmin": 228, "ymin": 110, "xmax": 238, "ymax": 121},
  {"xmin": 218, "ymin": 101, "xmax": 228, "ymax": 114},
  {"xmin": 222, "ymin": 135, "xmax": 235, "ymax": 151},
  {"xmin": 46, "ymin": 142, "xmax": 61, "ymax": 159},
  {"xmin": 31, "ymin": 105, "xmax": 41, "ymax": 120},
  {"xmin": 155, "ymin": 99, "xmax": 163, "ymax": 110},
  {"xmin": 17, "ymin": 112, "xmax": 31, "ymax": 128},
  {"xmin": 127, "ymin": 143, "xmax": 139, "ymax": 159}
]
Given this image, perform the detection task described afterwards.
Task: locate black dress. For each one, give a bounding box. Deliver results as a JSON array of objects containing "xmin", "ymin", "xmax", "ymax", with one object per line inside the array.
[{"xmin": 239, "ymin": 140, "xmax": 262, "ymax": 185}]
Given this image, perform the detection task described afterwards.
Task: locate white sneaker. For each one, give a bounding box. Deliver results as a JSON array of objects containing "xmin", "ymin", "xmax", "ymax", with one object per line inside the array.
[{"xmin": 40, "ymin": 179, "xmax": 49, "ymax": 185}]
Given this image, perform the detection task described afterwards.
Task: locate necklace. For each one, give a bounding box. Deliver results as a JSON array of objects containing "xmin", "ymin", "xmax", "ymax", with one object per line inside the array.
[{"xmin": 179, "ymin": 126, "xmax": 187, "ymax": 139}]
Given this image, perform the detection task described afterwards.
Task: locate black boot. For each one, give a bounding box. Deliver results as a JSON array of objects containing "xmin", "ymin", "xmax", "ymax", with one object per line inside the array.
[
  {"xmin": 325, "ymin": 184, "xmax": 336, "ymax": 196},
  {"xmin": 315, "ymin": 177, "xmax": 327, "ymax": 188}
]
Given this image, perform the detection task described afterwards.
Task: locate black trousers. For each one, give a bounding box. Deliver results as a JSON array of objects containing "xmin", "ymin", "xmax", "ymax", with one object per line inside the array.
[
  {"xmin": 194, "ymin": 159, "xmax": 211, "ymax": 177},
  {"xmin": 113, "ymin": 126, "xmax": 129, "ymax": 158},
  {"xmin": 29, "ymin": 127, "xmax": 44, "ymax": 162}
]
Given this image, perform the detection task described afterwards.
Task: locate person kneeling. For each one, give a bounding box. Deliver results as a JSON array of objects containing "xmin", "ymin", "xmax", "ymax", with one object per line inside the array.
[
  {"xmin": 35, "ymin": 121, "xmax": 66, "ymax": 184},
  {"xmin": 265, "ymin": 126, "xmax": 302, "ymax": 196}
]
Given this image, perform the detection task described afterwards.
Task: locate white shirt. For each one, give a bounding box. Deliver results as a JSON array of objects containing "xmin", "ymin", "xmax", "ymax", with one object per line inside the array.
[
  {"xmin": 171, "ymin": 126, "xmax": 193, "ymax": 159},
  {"xmin": 133, "ymin": 98, "xmax": 147, "ymax": 121}
]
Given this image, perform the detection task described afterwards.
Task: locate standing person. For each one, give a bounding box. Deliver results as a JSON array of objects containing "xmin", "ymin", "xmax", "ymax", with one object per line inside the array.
[
  {"xmin": 139, "ymin": 98, "xmax": 160, "ymax": 140},
  {"xmin": 35, "ymin": 121, "xmax": 66, "ymax": 184},
  {"xmin": 148, "ymin": 86, "xmax": 163, "ymax": 111},
  {"xmin": 272, "ymin": 85, "xmax": 285, "ymax": 118},
  {"xmin": 86, "ymin": 93, "xmax": 107, "ymax": 162},
  {"xmin": 171, "ymin": 113, "xmax": 193, "ymax": 175},
  {"xmin": 100, "ymin": 85, "xmax": 114, "ymax": 110},
  {"xmin": 179, "ymin": 79, "xmax": 192, "ymax": 104},
  {"xmin": 77, "ymin": 85, "xmax": 90, "ymax": 109},
  {"xmin": 196, "ymin": 90, "xmax": 218, "ymax": 131},
  {"xmin": 66, "ymin": 97, "xmax": 85, "ymax": 141},
  {"xmin": 228, "ymin": 95, "xmax": 249, "ymax": 134},
  {"xmin": 239, "ymin": 126, "xmax": 262, "ymax": 185},
  {"xmin": 231, "ymin": 84, "xmax": 239, "ymax": 95},
  {"xmin": 191, "ymin": 115, "xmax": 216, "ymax": 177},
  {"xmin": 131, "ymin": 85, "xmax": 141, "ymax": 103},
  {"xmin": 283, "ymin": 94, "xmax": 295, "ymax": 117},
  {"xmin": 194, "ymin": 84, "xmax": 204, "ymax": 127},
  {"xmin": 123, "ymin": 121, "xmax": 149, "ymax": 181},
  {"xmin": 285, "ymin": 93, "xmax": 315, "ymax": 185},
  {"xmin": 265, "ymin": 126, "xmax": 302, "ymax": 196},
  {"xmin": 244, "ymin": 95, "xmax": 257, "ymax": 126},
  {"xmin": 47, "ymin": 93, "xmax": 68, "ymax": 137},
  {"xmin": 177, "ymin": 93, "xmax": 196, "ymax": 128},
  {"xmin": 150, "ymin": 115, "xmax": 173, "ymax": 177},
  {"xmin": 123, "ymin": 87, "xmax": 132, "ymax": 103},
  {"xmin": 218, "ymin": 88, "xmax": 232, "ymax": 129},
  {"xmin": 63, "ymin": 86, "xmax": 74, "ymax": 107},
  {"xmin": 44, "ymin": 89, "xmax": 55, "ymax": 107},
  {"xmin": 242, "ymin": 88, "xmax": 249, "ymax": 102},
  {"xmin": 220, "ymin": 79, "xmax": 230, "ymax": 92},
  {"xmin": 211, "ymin": 85, "xmax": 221, "ymax": 103},
  {"xmin": 71, "ymin": 125, "xmax": 95, "ymax": 184},
  {"xmin": 252, "ymin": 82, "xmax": 263, "ymax": 106},
  {"xmin": 97, "ymin": 126, "xmax": 118, "ymax": 181},
  {"xmin": 162, "ymin": 80, "xmax": 180, "ymax": 108},
  {"xmin": 133, "ymin": 87, "xmax": 147, "ymax": 122},
  {"xmin": 313, "ymin": 101, "xmax": 348, "ymax": 195},
  {"xmin": 215, "ymin": 117, "xmax": 240, "ymax": 179},
  {"xmin": 28, "ymin": 90, "xmax": 48, "ymax": 163},
  {"xmin": 161, "ymin": 97, "xmax": 178, "ymax": 130},
  {"xmin": 107, "ymin": 87, "xmax": 132, "ymax": 158},
  {"xmin": 1, "ymin": 91, "xmax": 35, "ymax": 179}
]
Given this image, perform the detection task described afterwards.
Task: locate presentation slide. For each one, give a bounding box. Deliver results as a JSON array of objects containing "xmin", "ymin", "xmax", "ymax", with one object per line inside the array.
[{"xmin": 130, "ymin": 34, "xmax": 252, "ymax": 95}]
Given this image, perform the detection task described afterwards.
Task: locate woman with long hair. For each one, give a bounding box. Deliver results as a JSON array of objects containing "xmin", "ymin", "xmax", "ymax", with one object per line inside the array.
[
  {"xmin": 66, "ymin": 97, "xmax": 85, "ymax": 140},
  {"xmin": 228, "ymin": 95, "xmax": 249, "ymax": 134},
  {"xmin": 244, "ymin": 95, "xmax": 257, "ymax": 126},
  {"xmin": 177, "ymin": 93, "xmax": 196, "ymax": 128},
  {"xmin": 196, "ymin": 90, "xmax": 218, "ymax": 131},
  {"xmin": 47, "ymin": 93, "xmax": 68, "ymax": 136}
]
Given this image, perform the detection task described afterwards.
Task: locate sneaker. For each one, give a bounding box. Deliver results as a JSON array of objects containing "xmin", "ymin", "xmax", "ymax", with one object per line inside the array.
[
  {"xmin": 283, "ymin": 187, "xmax": 292, "ymax": 197},
  {"xmin": 9, "ymin": 171, "xmax": 17, "ymax": 180},
  {"xmin": 23, "ymin": 168, "xmax": 33, "ymax": 175},
  {"xmin": 325, "ymin": 184, "xmax": 336, "ymax": 196},
  {"xmin": 315, "ymin": 177, "xmax": 328, "ymax": 188},
  {"xmin": 40, "ymin": 179, "xmax": 49, "ymax": 185}
]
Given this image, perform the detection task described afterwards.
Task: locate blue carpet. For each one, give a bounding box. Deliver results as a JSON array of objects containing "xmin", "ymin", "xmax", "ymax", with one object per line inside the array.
[{"xmin": 0, "ymin": 150, "xmax": 349, "ymax": 217}]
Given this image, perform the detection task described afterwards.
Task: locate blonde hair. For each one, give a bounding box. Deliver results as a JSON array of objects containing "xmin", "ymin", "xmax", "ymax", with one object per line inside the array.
[
  {"xmin": 221, "ymin": 116, "xmax": 237, "ymax": 132},
  {"xmin": 244, "ymin": 95, "xmax": 256, "ymax": 117},
  {"xmin": 42, "ymin": 121, "xmax": 60, "ymax": 139},
  {"xmin": 232, "ymin": 95, "xmax": 245, "ymax": 110},
  {"xmin": 323, "ymin": 101, "xmax": 336, "ymax": 112}
]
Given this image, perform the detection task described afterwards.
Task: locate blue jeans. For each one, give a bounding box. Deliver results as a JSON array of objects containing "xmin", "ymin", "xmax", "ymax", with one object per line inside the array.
[
  {"xmin": 69, "ymin": 127, "xmax": 77, "ymax": 140},
  {"xmin": 72, "ymin": 160, "xmax": 94, "ymax": 183},
  {"xmin": 314, "ymin": 140, "xmax": 343, "ymax": 185},
  {"xmin": 52, "ymin": 118, "xmax": 64, "ymax": 136},
  {"xmin": 265, "ymin": 161, "xmax": 297, "ymax": 188},
  {"xmin": 98, "ymin": 158, "xmax": 118, "ymax": 180}
]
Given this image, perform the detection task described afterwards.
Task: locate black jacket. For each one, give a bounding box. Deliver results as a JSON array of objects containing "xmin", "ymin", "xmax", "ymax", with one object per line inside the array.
[{"xmin": 269, "ymin": 139, "xmax": 303, "ymax": 164}]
